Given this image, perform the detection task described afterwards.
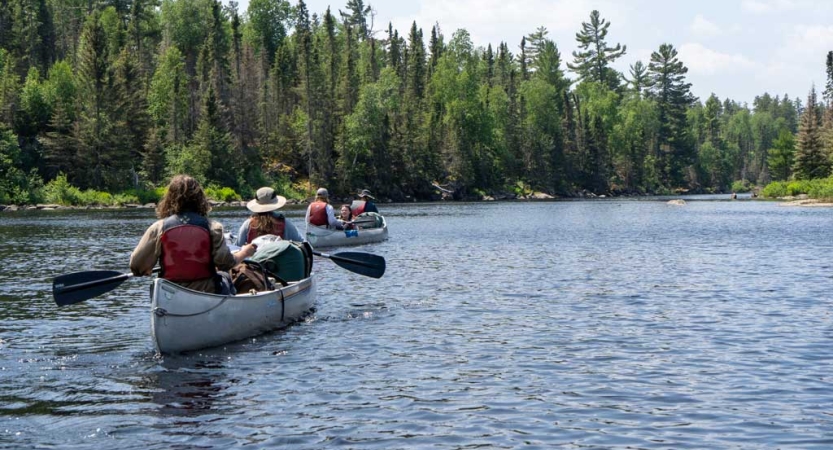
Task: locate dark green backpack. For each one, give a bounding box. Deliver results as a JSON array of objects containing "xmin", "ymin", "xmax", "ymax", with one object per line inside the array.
[{"xmin": 249, "ymin": 240, "xmax": 313, "ymax": 282}]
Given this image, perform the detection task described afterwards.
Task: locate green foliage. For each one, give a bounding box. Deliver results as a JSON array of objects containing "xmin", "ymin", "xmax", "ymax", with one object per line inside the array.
[
  {"xmin": 204, "ymin": 185, "xmax": 241, "ymax": 202},
  {"xmin": 761, "ymin": 181, "xmax": 787, "ymax": 198},
  {"xmin": 762, "ymin": 178, "xmax": 833, "ymax": 199},
  {"xmin": 0, "ymin": 2, "xmax": 817, "ymax": 201},
  {"xmin": 0, "ymin": 127, "xmax": 44, "ymax": 204},
  {"xmin": 43, "ymin": 173, "xmax": 83, "ymax": 205},
  {"xmin": 731, "ymin": 180, "xmax": 751, "ymax": 193},
  {"xmin": 165, "ymin": 143, "xmax": 211, "ymax": 185},
  {"xmin": 767, "ymin": 129, "xmax": 795, "ymax": 181},
  {"xmin": 123, "ymin": 188, "xmax": 163, "ymax": 204},
  {"xmin": 43, "ymin": 174, "xmax": 143, "ymax": 206}
]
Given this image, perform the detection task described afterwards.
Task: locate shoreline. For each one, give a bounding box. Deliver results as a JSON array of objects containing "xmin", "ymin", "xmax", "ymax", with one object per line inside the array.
[{"xmin": 3, "ymin": 194, "xmax": 831, "ymax": 213}]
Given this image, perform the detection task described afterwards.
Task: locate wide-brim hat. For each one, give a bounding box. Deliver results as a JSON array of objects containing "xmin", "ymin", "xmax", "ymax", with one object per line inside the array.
[
  {"xmin": 357, "ymin": 189, "xmax": 375, "ymax": 199},
  {"xmin": 247, "ymin": 187, "xmax": 287, "ymax": 213}
]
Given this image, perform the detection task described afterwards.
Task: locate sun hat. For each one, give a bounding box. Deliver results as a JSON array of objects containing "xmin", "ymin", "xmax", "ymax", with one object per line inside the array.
[
  {"xmin": 247, "ymin": 187, "xmax": 287, "ymax": 213},
  {"xmin": 316, "ymin": 188, "xmax": 329, "ymax": 197},
  {"xmin": 357, "ymin": 189, "xmax": 375, "ymax": 199}
]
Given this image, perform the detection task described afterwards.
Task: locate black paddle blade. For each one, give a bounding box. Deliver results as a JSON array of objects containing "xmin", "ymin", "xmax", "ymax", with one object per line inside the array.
[
  {"xmin": 53, "ymin": 270, "xmax": 130, "ymax": 307},
  {"xmin": 314, "ymin": 251, "xmax": 386, "ymax": 278}
]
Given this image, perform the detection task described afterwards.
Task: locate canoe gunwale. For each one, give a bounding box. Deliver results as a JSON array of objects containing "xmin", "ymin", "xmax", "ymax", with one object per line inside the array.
[{"xmin": 151, "ymin": 275, "xmax": 316, "ymax": 354}]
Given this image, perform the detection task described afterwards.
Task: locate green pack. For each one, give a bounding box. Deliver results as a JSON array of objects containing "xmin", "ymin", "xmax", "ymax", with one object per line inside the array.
[{"xmin": 249, "ymin": 240, "xmax": 312, "ymax": 282}]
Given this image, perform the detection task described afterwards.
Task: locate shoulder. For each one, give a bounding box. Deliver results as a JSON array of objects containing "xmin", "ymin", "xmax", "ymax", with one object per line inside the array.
[{"xmin": 207, "ymin": 219, "xmax": 226, "ymax": 233}]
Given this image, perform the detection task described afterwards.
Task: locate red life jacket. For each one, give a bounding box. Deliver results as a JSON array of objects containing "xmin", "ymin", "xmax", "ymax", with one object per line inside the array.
[
  {"xmin": 246, "ymin": 215, "xmax": 286, "ymax": 243},
  {"xmin": 352, "ymin": 200, "xmax": 366, "ymax": 216},
  {"xmin": 308, "ymin": 201, "xmax": 329, "ymax": 226},
  {"xmin": 160, "ymin": 213, "xmax": 214, "ymax": 282}
]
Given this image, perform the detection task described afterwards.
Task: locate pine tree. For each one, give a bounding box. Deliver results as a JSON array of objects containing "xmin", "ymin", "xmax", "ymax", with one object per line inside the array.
[
  {"xmin": 197, "ymin": 78, "xmax": 237, "ymax": 187},
  {"xmin": 112, "ymin": 47, "xmax": 149, "ymax": 186},
  {"xmin": 339, "ymin": 0, "xmax": 371, "ymax": 40},
  {"xmin": 793, "ymin": 86, "xmax": 830, "ymax": 179},
  {"xmin": 647, "ymin": 43, "xmax": 694, "ymax": 187},
  {"xmin": 74, "ymin": 11, "xmax": 123, "ymax": 189},
  {"xmin": 767, "ymin": 129, "xmax": 794, "ymax": 181},
  {"xmin": 567, "ymin": 10, "xmax": 626, "ymax": 90},
  {"xmin": 625, "ymin": 61, "xmax": 651, "ymax": 97}
]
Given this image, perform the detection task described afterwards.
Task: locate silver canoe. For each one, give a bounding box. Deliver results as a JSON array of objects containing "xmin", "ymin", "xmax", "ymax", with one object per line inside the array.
[
  {"xmin": 151, "ymin": 275, "xmax": 316, "ymax": 354},
  {"xmin": 306, "ymin": 214, "xmax": 389, "ymax": 248}
]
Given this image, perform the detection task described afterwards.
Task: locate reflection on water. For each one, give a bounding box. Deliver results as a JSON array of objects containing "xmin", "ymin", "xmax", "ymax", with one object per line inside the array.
[
  {"xmin": 144, "ymin": 355, "xmax": 230, "ymax": 418},
  {"xmin": 1, "ymin": 198, "xmax": 833, "ymax": 449}
]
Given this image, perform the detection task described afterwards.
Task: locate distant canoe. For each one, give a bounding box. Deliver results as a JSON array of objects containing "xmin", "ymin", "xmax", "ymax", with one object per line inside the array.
[{"xmin": 306, "ymin": 213, "xmax": 389, "ymax": 248}]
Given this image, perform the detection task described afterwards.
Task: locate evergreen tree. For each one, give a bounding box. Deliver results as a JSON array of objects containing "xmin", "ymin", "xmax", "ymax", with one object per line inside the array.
[
  {"xmin": 647, "ymin": 43, "xmax": 694, "ymax": 187},
  {"xmin": 246, "ymin": 0, "xmax": 291, "ymax": 65},
  {"xmin": 339, "ymin": 0, "xmax": 371, "ymax": 40},
  {"xmin": 567, "ymin": 10, "xmax": 626, "ymax": 90},
  {"xmin": 112, "ymin": 47, "xmax": 150, "ymax": 185},
  {"xmin": 74, "ymin": 10, "xmax": 125, "ymax": 189},
  {"xmin": 793, "ymin": 86, "xmax": 830, "ymax": 179},
  {"xmin": 148, "ymin": 45, "xmax": 189, "ymax": 146},
  {"xmin": 197, "ymin": 79, "xmax": 237, "ymax": 187},
  {"xmin": 625, "ymin": 60, "xmax": 651, "ymax": 97},
  {"xmin": 338, "ymin": 25, "xmax": 360, "ymax": 116},
  {"xmin": 41, "ymin": 60, "xmax": 77, "ymax": 179},
  {"xmin": 767, "ymin": 129, "xmax": 794, "ymax": 181},
  {"xmin": 824, "ymin": 51, "xmax": 833, "ymax": 106}
]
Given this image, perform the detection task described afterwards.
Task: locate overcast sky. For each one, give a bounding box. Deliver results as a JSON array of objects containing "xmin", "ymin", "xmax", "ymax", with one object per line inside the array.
[{"xmin": 231, "ymin": 0, "xmax": 833, "ymax": 106}]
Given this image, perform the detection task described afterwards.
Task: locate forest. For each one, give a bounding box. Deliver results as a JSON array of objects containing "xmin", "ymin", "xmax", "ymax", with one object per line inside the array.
[{"xmin": 1, "ymin": 0, "xmax": 833, "ymax": 204}]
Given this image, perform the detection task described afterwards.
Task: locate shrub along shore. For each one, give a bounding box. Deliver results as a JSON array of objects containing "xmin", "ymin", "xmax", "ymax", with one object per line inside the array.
[{"xmin": 4, "ymin": 175, "xmax": 833, "ymax": 213}]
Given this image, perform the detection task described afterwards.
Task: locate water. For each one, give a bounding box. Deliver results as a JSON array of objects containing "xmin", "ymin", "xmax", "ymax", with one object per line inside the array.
[{"xmin": 1, "ymin": 197, "xmax": 832, "ymax": 449}]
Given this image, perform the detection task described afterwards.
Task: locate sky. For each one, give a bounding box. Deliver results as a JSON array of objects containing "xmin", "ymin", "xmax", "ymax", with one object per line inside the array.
[{"xmin": 231, "ymin": 0, "xmax": 833, "ymax": 106}]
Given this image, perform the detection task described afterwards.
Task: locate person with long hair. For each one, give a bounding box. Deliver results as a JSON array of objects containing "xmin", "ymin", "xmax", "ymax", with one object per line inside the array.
[
  {"xmin": 304, "ymin": 188, "xmax": 344, "ymax": 235},
  {"xmin": 339, "ymin": 204, "xmax": 356, "ymax": 230},
  {"xmin": 129, "ymin": 175, "xmax": 256, "ymax": 294},
  {"xmin": 235, "ymin": 187, "xmax": 303, "ymax": 246}
]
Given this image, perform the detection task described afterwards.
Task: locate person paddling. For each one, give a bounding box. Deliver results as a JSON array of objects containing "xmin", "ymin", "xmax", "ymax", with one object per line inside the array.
[
  {"xmin": 129, "ymin": 175, "xmax": 256, "ymax": 294},
  {"xmin": 236, "ymin": 187, "xmax": 303, "ymax": 246},
  {"xmin": 351, "ymin": 189, "xmax": 379, "ymax": 215},
  {"xmin": 305, "ymin": 188, "xmax": 344, "ymax": 235}
]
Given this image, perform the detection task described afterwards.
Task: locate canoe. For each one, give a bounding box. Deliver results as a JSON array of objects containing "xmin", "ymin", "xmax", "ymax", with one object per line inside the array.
[
  {"xmin": 306, "ymin": 213, "xmax": 389, "ymax": 248},
  {"xmin": 151, "ymin": 275, "xmax": 316, "ymax": 354}
]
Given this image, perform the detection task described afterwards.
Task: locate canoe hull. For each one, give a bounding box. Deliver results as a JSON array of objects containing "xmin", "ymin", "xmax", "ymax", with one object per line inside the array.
[
  {"xmin": 306, "ymin": 215, "xmax": 389, "ymax": 248},
  {"xmin": 151, "ymin": 275, "xmax": 316, "ymax": 354}
]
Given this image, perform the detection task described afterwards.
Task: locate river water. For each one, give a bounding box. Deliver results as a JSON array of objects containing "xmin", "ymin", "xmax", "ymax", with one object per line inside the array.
[{"xmin": 1, "ymin": 197, "xmax": 832, "ymax": 449}]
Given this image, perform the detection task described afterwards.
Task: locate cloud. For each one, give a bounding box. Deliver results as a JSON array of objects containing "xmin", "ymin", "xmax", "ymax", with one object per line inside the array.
[
  {"xmin": 741, "ymin": 0, "xmax": 795, "ymax": 14},
  {"xmin": 678, "ymin": 43, "xmax": 758, "ymax": 75},
  {"xmin": 388, "ymin": 0, "xmax": 628, "ymax": 49},
  {"xmin": 690, "ymin": 14, "xmax": 721, "ymax": 37},
  {"xmin": 777, "ymin": 24, "xmax": 833, "ymax": 60}
]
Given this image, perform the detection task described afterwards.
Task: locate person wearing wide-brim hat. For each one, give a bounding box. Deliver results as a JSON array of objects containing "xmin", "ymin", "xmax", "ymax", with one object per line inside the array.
[
  {"xmin": 235, "ymin": 187, "xmax": 303, "ymax": 246},
  {"xmin": 305, "ymin": 187, "xmax": 344, "ymax": 234},
  {"xmin": 351, "ymin": 188, "xmax": 379, "ymax": 215}
]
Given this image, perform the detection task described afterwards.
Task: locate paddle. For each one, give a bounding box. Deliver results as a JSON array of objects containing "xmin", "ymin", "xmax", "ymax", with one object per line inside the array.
[
  {"xmin": 52, "ymin": 249, "xmax": 385, "ymax": 307},
  {"xmin": 313, "ymin": 250, "xmax": 386, "ymax": 279},
  {"xmin": 53, "ymin": 268, "xmax": 159, "ymax": 307}
]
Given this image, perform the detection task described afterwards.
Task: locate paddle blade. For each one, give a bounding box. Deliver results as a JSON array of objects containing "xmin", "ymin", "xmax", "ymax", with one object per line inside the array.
[
  {"xmin": 53, "ymin": 270, "xmax": 130, "ymax": 306},
  {"xmin": 328, "ymin": 251, "xmax": 386, "ymax": 278}
]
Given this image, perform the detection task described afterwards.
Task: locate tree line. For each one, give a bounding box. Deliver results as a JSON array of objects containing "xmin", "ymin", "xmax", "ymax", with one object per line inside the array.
[{"xmin": 0, "ymin": 0, "xmax": 830, "ymax": 204}]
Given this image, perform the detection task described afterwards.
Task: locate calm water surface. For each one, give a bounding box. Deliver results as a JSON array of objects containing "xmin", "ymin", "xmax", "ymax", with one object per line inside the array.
[{"xmin": 1, "ymin": 197, "xmax": 832, "ymax": 449}]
